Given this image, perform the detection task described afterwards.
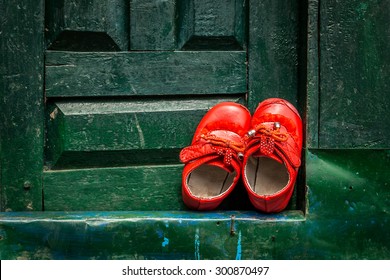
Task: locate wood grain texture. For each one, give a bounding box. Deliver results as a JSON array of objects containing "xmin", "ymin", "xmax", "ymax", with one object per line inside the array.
[
  {"xmin": 45, "ymin": 0, "xmax": 129, "ymax": 51},
  {"xmin": 130, "ymin": 0, "xmax": 177, "ymax": 50},
  {"xmin": 0, "ymin": 210, "xmax": 305, "ymax": 259},
  {"xmin": 45, "ymin": 97, "xmax": 245, "ymax": 168},
  {"xmin": 319, "ymin": 0, "xmax": 390, "ymax": 148},
  {"xmin": 43, "ymin": 164, "xmax": 184, "ymax": 211},
  {"xmin": 178, "ymin": 0, "xmax": 247, "ymax": 50},
  {"xmin": 306, "ymin": 0, "xmax": 319, "ymax": 148},
  {"xmin": 0, "ymin": 0, "xmax": 45, "ymax": 211},
  {"xmin": 45, "ymin": 51, "xmax": 247, "ymax": 97},
  {"xmin": 248, "ymin": 0, "xmax": 301, "ymax": 112},
  {"xmin": 2, "ymin": 150, "xmax": 390, "ymax": 259}
]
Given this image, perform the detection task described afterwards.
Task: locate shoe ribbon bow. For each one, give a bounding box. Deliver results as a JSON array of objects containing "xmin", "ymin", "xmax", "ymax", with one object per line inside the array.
[
  {"xmin": 180, "ymin": 134, "xmax": 245, "ymax": 166},
  {"xmin": 246, "ymin": 123, "xmax": 301, "ymax": 168}
]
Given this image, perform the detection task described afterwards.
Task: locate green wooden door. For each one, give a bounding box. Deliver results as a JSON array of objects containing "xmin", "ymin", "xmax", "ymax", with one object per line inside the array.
[
  {"xmin": 2, "ymin": 0, "xmax": 390, "ymax": 261},
  {"xmin": 1, "ymin": 0, "xmax": 304, "ymax": 211}
]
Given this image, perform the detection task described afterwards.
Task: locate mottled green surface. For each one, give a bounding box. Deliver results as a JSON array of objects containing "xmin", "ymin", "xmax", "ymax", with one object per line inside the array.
[
  {"xmin": 1, "ymin": 0, "xmax": 390, "ymax": 260},
  {"xmin": 304, "ymin": 149, "xmax": 390, "ymax": 259},
  {"xmin": 46, "ymin": 0, "xmax": 129, "ymax": 51},
  {"xmin": 44, "ymin": 164, "xmax": 184, "ymax": 211},
  {"xmin": 45, "ymin": 51, "xmax": 247, "ymax": 97},
  {"xmin": 45, "ymin": 97, "xmax": 244, "ymax": 168},
  {"xmin": 178, "ymin": 0, "xmax": 247, "ymax": 50},
  {"xmin": 248, "ymin": 0, "xmax": 306, "ymax": 112},
  {"xmin": 306, "ymin": 0, "xmax": 319, "ymax": 148},
  {"xmin": 0, "ymin": 0, "xmax": 45, "ymax": 211},
  {"xmin": 319, "ymin": 0, "xmax": 390, "ymax": 148},
  {"xmin": 1, "ymin": 149, "xmax": 390, "ymax": 259},
  {"xmin": 130, "ymin": 0, "xmax": 177, "ymax": 50},
  {"xmin": 0, "ymin": 211, "xmax": 305, "ymax": 260}
]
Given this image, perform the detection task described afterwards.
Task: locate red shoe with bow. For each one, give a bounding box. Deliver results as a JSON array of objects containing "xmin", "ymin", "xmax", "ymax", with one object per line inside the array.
[
  {"xmin": 180, "ymin": 102, "xmax": 251, "ymax": 210},
  {"xmin": 242, "ymin": 98, "xmax": 303, "ymax": 213}
]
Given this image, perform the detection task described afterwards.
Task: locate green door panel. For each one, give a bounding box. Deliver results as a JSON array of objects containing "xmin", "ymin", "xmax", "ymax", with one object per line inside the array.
[
  {"xmin": 248, "ymin": 0, "xmax": 307, "ymax": 112},
  {"xmin": 46, "ymin": 0, "xmax": 129, "ymax": 51},
  {"xmin": 43, "ymin": 165, "xmax": 184, "ymax": 211},
  {"xmin": 1, "ymin": 0, "xmax": 306, "ymax": 211},
  {"xmin": 2, "ymin": 0, "xmax": 390, "ymax": 260},
  {"xmin": 319, "ymin": 0, "xmax": 390, "ymax": 148},
  {"xmin": 130, "ymin": 0, "xmax": 177, "ymax": 50},
  {"xmin": 46, "ymin": 0, "xmax": 247, "ymax": 52},
  {"xmin": 46, "ymin": 97, "xmax": 245, "ymax": 169},
  {"xmin": 44, "ymin": 97, "xmax": 247, "ymax": 211},
  {"xmin": 39, "ymin": 0, "xmax": 304, "ymax": 211},
  {"xmin": 0, "ymin": 0, "xmax": 45, "ymax": 211},
  {"xmin": 178, "ymin": 0, "xmax": 247, "ymax": 50},
  {"xmin": 39, "ymin": 0, "xmax": 254, "ymax": 211},
  {"xmin": 45, "ymin": 51, "xmax": 247, "ymax": 97}
]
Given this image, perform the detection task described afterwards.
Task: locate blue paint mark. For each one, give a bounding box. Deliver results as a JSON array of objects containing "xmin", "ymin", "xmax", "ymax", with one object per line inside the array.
[
  {"xmin": 235, "ymin": 230, "xmax": 242, "ymax": 260},
  {"xmin": 156, "ymin": 229, "xmax": 164, "ymax": 239},
  {"xmin": 194, "ymin": 228, "xmax": 200, "ymax": 260},
  {"xmin": 162, "ymin": 237, "xmax": 169, "ymax": 247}
]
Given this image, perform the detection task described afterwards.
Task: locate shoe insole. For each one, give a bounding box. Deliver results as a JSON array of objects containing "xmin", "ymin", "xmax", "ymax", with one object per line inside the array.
[
  {"xmin": 187, "ymin": 165, "xmax": 236, "ymax": 198},
  {"xmin": 245, "ymin": 156, "xmax": 289, "ymax": 195}
]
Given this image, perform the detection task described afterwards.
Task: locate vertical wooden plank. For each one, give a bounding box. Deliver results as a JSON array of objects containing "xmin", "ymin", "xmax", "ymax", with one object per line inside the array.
[
  {"xmin": 248, "ymin": 0, "xmax": 300, "ymax": 112},
  {"xmin": 0, "ymin": 0, "xmax": 44, "ymax": 210},
  {"xmin": 306, "ymin": 0, "xmax": 319, "ymax": 148},
  {"xmin": 248, "ymin": 1, "xmax": 306, "ymax": 213},
  {"xmin": 130, "ymin": 0, "xmax": 177, "ymax": 50},
  {"xmin": 319, "ymin": 0, "xmax": 390, "ymax": 148},
  {"xmin": 234, "ymin": 0, "xmax": 248, "ymax": 49}
]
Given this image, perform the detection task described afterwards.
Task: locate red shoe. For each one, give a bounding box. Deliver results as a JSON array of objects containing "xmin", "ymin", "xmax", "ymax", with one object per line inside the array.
[
  {"xmin": 242, "ymin": 98, "xmax": 303, "ymax": 213},
  {"xmin": 180, "ymin": 102, "xmax": 251, "ymax": 210}
]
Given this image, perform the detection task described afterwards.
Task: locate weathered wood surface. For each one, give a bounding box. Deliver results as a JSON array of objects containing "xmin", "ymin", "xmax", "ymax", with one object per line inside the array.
[
  {"xmin": 1, "ymin": 0, "xmax": 390, "ymax": 261},
  {"xmin": 43, "ymin": 165, "xmax": 184, "ymax": 211},
  {"xmin": 0, "ymin": 210, "xmax": 305, "ymax": 259},
  {"xmin": 130, "ymin": 0, "xmax": 177, "ymax": 50},
  {"xmin": 1, "ymin": 149, "xmax": 389, "ymax": 259},
  {"xmin": 43, "ymin": 166, "xmax": 298, "ymax": 212},
  {"xmin": 306, "ymin": 0, "xmax": 319, "ymax": 148},
  {"xmin": 178, "ymin": 0, "xmax": 247, "ymax": 50},
  {"xmin": 248, "ymin": 0, "xmax": 304, "ymax": 112},
  {"xmin": 35, "ymin": 150, "xmax": 390, "ymax": 259},
  {"xmin": 0, "ymin": 0, "xmax": 44, "ymax": 211},
  {"xmin": 247, "ymin": 0, "xmax": 306, "ymax": 211},
  {"xmin": 46, "ymin": 0, "xmax": 129, "ymax": 51},
  {"xmin": 45, "ymin": 51, "xmax": 247, "ymax": 97},
  {"xmin": 319, "ymin": 0, "xmax": 390, "ymax": 148},
  {"xmin": 45, "ymin": 97, "xmax": 244, "ymax": 168}
]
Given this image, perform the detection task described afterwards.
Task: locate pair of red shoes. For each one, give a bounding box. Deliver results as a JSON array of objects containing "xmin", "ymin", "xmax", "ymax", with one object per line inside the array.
[{"xmin": 180, "ymin": 98, "xmax": 303, "ymax": 213}]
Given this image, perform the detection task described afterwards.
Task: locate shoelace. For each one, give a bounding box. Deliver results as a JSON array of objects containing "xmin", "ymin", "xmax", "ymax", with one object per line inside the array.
[
  {"xmin": 200, "ymin": 134, "xmax": 245, "ymax": 165},
  {"xmin": 246, "ymin": 123, "xmax": 288, "ymax": 155},
  {"xmin": 251, "ymin": 124, "xmax": 288, "ymax": 141}
]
